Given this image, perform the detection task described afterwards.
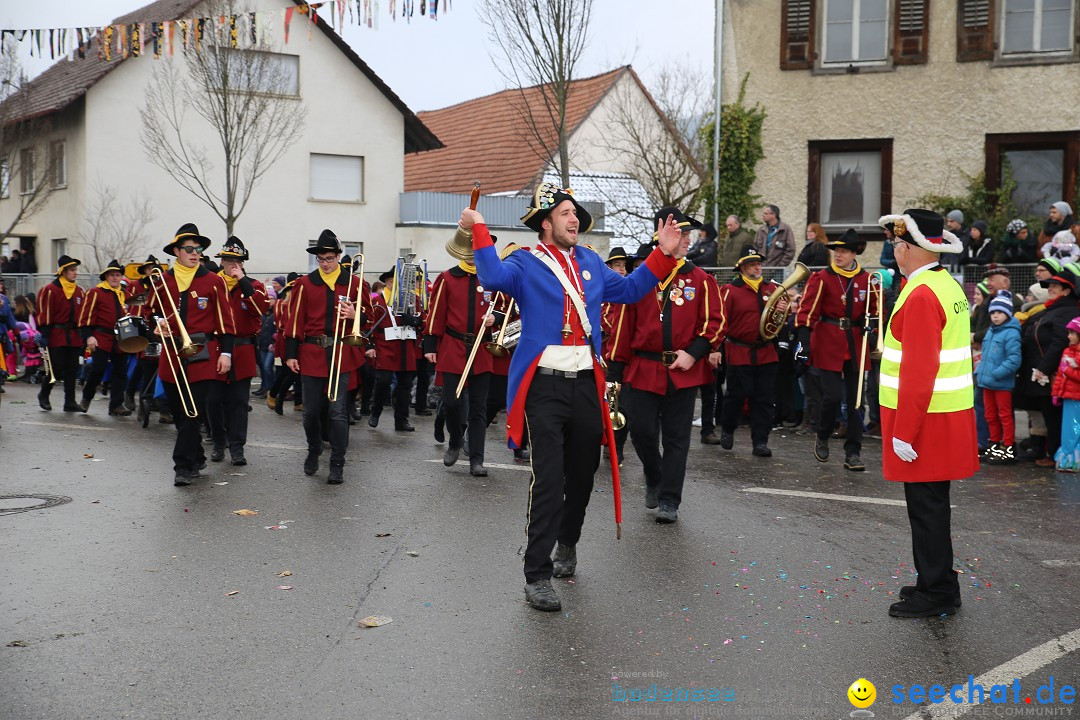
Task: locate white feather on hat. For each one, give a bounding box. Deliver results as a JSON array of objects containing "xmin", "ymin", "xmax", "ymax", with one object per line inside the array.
[{"xmin": 878, "ymin": 212, "xmax": 963, "ymax": 254}]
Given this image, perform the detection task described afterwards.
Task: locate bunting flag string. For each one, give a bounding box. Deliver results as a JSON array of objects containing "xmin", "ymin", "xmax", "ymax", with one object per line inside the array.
[{"xmin": 0, "ymin": 0, "xmax": 445, "ymax": 62}]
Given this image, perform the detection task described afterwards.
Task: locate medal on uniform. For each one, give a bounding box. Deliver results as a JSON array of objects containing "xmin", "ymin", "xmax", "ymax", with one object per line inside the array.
[
  {"xmin": 582, "ymin": 270, "xmax": 591, "ymax": 281},
  {"xmin": 675, "ymin": 298, "xmax": 684, "ymax": 306}
]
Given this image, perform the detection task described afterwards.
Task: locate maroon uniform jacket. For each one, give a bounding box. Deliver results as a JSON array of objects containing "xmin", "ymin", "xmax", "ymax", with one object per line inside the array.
[
  {"xmin": 37, "ymin": 280, "xmax": 85, "ymax": 348},
  {"xmin": 612, "ymin": 261, "xmax": 724, "ymax": 394},
  {"xmin": 148, "ymin": 266, "xmax": 237, "ymax": 384},
  {"xmin": 488, "ymin": 291, "xmax": 518, "ymax": 377},
  {"xmin": 370, "ymin": 289, "xmax": 423, "ymax": 373},
  {"xmin": 285, "ymin": 270, "xmax": 372, "ymax": 379},
  {"xmin": 78, "ymin": 284, "xmax": 125, "ymax": 353},
  {"xmin": 273, "ymin": 288, "xmax": 293, "ymax": 362},
  {"xmin": 794, "ymin": 265, "xmax": 878, "ymax": 373},
  {"xmin": 422, "ymin": 266, "xmax": 493, "ymax": 384},
  {"xmin": 718, "ymin": 276, "xmax": 781, "ymax": 366},
  {"xmin": 220, "ymin": 274, "xmax": 269, "ymax": 382}
]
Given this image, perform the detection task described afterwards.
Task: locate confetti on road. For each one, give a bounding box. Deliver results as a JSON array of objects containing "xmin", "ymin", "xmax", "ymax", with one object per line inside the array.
[
  {"xmin": 232, "ymin": 509, "xmax": 258, "ymax": 516},
  {"xmin": 359, "ymin": 615, "xmax": 393, "ymax": 628}
]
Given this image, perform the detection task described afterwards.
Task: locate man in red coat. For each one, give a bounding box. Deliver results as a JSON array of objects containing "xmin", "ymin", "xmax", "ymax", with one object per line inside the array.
[
  {"xmin": 878, "ymin": 208, "xmax": 978, "ymax": 618},
  {"xmin": 613, "ymin": 207, "xmax": 724, "ymax": 523},
  {"xmin": 795, "ymin": 228, "xmax": 878, "ymax": 471},
  {"xmin": 207, "ymin": 237, "xmax": 269, "ymax": 466},
  {"xmin": 369, "ymin": 265, "xmax": 423, "ymax": 432},
  {"xmin": 36, "ymin": 255, "xmax": 86, "ymax": 412},
  {"xmin": 147, "ymin": 224, "xmax": 237, "ymax": 486},
  {"xmin": 717, "ymin": 248, "xmax": 785, "ymax": 456},
  {"xmin": 285, "ymin": 230, "xmax": 371, "ymax": 484},
  {"xmin": 601, "ymin": 246, "xmax": 631, "ymax": 464},
  {"xmin": 77, "ymin": 259, "xmax": 132, "ymax": 416},
  {"xmin": 423, "ymin": 253, "xmax": 495, "ymax": 476}
]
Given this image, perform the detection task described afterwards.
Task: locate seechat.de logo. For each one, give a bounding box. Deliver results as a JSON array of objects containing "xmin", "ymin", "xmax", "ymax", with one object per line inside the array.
[{"xmin": 847, "ymin": 678, "xmax": 876, "ymax": 718}]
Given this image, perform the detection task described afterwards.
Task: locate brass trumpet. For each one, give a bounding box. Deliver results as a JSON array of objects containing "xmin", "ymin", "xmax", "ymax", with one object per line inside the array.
[
  {"xmin": 41, "ymin": 347, "xmax": 58, "ymax": 385},
  {"xmin": 606, "ymin": 381, "xmax": 626, "ymax": 430},
  {"xmin": 142, "ymin": 262, "xmax": 201, "ymax": 418}
]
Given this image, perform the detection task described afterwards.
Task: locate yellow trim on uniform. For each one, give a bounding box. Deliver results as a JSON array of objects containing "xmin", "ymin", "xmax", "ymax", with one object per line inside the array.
[{"xmin": 290, "ymin": 284, "xmax": 304, "ymax": 338}]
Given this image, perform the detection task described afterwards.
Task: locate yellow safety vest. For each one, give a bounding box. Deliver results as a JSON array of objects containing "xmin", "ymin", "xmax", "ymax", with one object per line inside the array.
[{"xmin": 879, "ymin": 267, "xmax": 972, "ymax": 413}]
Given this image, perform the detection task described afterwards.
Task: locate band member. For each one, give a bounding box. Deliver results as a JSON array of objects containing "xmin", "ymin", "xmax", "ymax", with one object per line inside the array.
[
  {"xmin": 37, "ymin": 255, "xmax": 87, "ymax": 412},
  {"xmin": 878, "ymin": 209, "xmax": 978, "ymax": 617},
  {"xmin": 717, "ymin": 247, "xmax": 784, "ymax": 457},
  {"xmin": 148, "ymin": 224, "xmax": 237, "ymax": 486},
  {"xmin": 423, "ymin": 246, "xmax": 495, "ymax": 476},
  {"xmin": 601, "ymin": 246, "xmax": 631, "ymax": 464},
  {"xmin": 269, "ymin": 272, "xmax": 302, "ymax": 414},
  {"xmin": 368, "ymin": 266, "xmax": 423, "ymax": 432},
  {"xmin": 467, "ymin": 182, "xmax": 685, "ymax": 612},
  {"xmin": 76, "ymin": 259, "xmax": 132, "ymax": 416},
  {"xmin": 795, "ymin": 228, "xmax": 877, "ymax": 472},
  {"xmin": 614, "ymin": 208, "xmax": 723, "ymax": 523},
  {"xmin": 206, "ymin": 237, "xmax": 268, "ymax": 466},
  {"xmin": 285, "ymin": 230, "xmax": 371, "ymax": 484}
]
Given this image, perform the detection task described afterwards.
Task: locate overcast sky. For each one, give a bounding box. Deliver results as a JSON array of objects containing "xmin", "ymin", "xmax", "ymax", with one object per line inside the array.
[{"xmin": 3, "ymin": 0, "xmax": 716, "ymax": 113}]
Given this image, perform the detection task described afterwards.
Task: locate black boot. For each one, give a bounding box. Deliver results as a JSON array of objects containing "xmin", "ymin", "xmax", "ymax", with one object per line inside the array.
[
  {"xmin": 552, "ymin": 544, "xmax": 577, "ymax": 578},
  {"xmin": 327, "ymin": 464, "xmax": 344, "ymax": 484}
]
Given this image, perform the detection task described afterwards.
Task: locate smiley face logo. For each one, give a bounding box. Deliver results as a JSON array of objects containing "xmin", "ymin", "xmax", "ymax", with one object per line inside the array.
[{"xmin": 847, "ymin": 678, "xmax": 876, "ymax": 709}]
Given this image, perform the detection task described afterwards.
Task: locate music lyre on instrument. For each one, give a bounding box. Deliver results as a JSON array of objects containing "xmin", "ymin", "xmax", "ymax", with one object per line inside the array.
[
  {"xmin": 142, "ymin": 259, "xmax": 202, "ymax": 418},
  {"xmin": 446, "ymin": 181, "xmax": 481, "ymax": 264}
]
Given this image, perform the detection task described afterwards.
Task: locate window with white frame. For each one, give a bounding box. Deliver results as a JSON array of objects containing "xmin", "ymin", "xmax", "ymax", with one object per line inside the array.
[
  {"xmin": 1001, "ymin": 0, "xmax": 1074, "ymax": 55},
  {"xmin": 52, "ymin": 238, "xmax": 66, "ymax": 266},
  {"xmin": 0, "ymin": 157, "xmax": 9, "ymax": 198},
  {"xmin": 49, "ymin": 140, "xmax": 66, "ymax": 188},
  {"xmin": 19, "ymin": 148, "xmax": 34, "ymax": 194},
  {"xmin": 822, "ymin": 0, "xmax": 889, "ymax": 65},
  {"xmin": 210, "ymin": 48, "xmax": 300, "ymax": 96},
  {"xmin": 808, "ymin": 139, "xmax": 893, "ymax": 230},
  {"xmin": 309, "ymin": 154, "xmax": 364, "ymax": 203}
]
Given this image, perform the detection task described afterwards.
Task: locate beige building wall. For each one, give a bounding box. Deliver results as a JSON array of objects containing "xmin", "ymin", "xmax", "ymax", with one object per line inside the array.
[{"xmin": 724, "ymin": 0, "xmax": 1080, "ymax": 257}]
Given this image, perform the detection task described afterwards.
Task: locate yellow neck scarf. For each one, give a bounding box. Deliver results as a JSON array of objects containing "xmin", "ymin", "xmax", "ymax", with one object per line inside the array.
[
  {"xmin": 59, "ymin": 276, "xmax": 78, "ymax": 300},
  {"xmin": 381, "ymin": 283, "xmax": 393, "ymax": 305},
  {"xmin": 658, "ymin": 259, "xmax": 686, "ymax": 292},
  {"xmin": 218, "ymin": 270, "xmax": 239, "ymax": 293},
  {"xmin": 319, "ymin": 267, "xmax": 342, "ymax": 288},
  {"xmin": 98, "ymin": 281, "xmax": 124, "ymax": 304},
  {"xmin": 830, "ymin": 260, "xmax": 862, "ymax": 278},
  {"xmin": 741, "ymin": 274, "xmax": 763, "ymax": 292},
  {"xmin": 173, "ymin": 262, "xmax": 198, "ymax": 292},
  {"xmin": 457, "ymin": 261, "xmax": 477, "ymax": 275}
]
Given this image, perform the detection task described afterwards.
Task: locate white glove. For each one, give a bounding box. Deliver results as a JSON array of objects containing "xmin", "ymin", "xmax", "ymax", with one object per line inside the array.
[
  {"xmin": 1032, "ymin": 368, "xmax": 1050, "ymax": 386},
  {"xmin": 892, "ymin": 437, "xmax": 918, "ymax": 463}
]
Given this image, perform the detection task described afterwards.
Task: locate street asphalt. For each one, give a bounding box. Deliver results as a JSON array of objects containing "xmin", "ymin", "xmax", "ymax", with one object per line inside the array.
[{"xmin": 1, "ymin": 378, "xmax": 1078, "ymax": 720}]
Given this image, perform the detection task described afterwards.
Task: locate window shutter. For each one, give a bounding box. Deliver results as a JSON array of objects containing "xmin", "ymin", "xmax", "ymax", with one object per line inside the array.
[
  {"xmin": 893, "ymin": 0, "xmax": 930, "ymax": 64},
  {"xmin": 780, "ymin": 0, "xmax": 816, "ymax": 70},
  {"xmin": 956, "ymin": 0, "xmax": 995, "ymax": 62}
]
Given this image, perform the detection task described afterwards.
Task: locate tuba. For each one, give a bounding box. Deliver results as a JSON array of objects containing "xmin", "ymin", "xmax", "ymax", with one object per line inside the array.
[{"xmin": 759, "ymin": 262, "xmax": 810, "ymax": 340}]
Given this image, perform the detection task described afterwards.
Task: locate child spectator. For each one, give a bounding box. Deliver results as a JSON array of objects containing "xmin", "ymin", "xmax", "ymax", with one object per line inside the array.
[
  {"xmin": 1051, "ymin": 317, "xmax": 1080, "ymax": 472},
  {"xmin": 15, "ymin": 322, "xmax": 43, "ymax": 381},
  {"xmin": 975, "ymin": 291, "xmax": 1022, "ymax": 464},
  {"xmin": 1042, "ymin": 229, "xmax": 1080, "ymax": 263}
]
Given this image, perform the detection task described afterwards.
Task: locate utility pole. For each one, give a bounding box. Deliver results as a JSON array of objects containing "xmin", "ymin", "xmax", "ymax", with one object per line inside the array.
[{"xmin": 712, "ymin": 0, "xmax": 724, "ymax": 225}]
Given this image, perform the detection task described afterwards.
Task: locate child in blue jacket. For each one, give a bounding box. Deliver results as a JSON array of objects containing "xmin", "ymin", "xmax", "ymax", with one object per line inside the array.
[{"xmin": 975, "ymin": 291, "xmax": 1022, "ymax": 463}]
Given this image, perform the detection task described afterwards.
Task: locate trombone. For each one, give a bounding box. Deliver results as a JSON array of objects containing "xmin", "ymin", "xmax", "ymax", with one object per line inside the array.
[
  {"xmin": 456, "ymin": 291, "xmax": 502, "ymax": 399},
  {"xmin": 854, "ymin": 273, "xmax": 886, "ymax": 409},
  {"xmin": 483, "ymin": 298, "xmax": 516, "ymax": 358},
  {"xmin": 329, "ymin": 253, "xmax": 365, "ymax": 402},
  {"xmin": 142, "ymin": 263, "xmax": 202, "ymax": 418}
]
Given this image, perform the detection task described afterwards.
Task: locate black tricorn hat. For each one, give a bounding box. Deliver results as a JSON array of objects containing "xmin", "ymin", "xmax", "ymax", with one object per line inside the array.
[
  {"xmin": 651, "ymin": 206, "xmax": 692, "ymax": 239},
  {"xmin": 606, "ymin": 246, "xmax": 628, "ymax": 263},
  {"xmin": 826, "ymin": 228, "xmax": 867, "ymax": 255},
  {"xmin": 307, "ymin": 229, "xmax": 343, "ymax": 255},
  {"xmin": 520, "ymin": 182, "xmax": 594, "ymax": 234},
  {"xmin": 734, "ymin": 246, "xmax": 765, "ymax": 271},
  {"xmin": 215, "ymin": 236, "xmax": 249, "ymax": 261},
  {"xmin": 379, "ymin": 267, "xmax": 395, "ymax": 283},
  {"xmin": 99, "ymin": 258, "xmax": 123, "ymax": 280},
  {"xmin": 163, "ymin": 223, "xmax": 211, "ymax": 257},
  {"xmin": 55, "ymin": 254, "xmax": 81, "ymax": 274}
]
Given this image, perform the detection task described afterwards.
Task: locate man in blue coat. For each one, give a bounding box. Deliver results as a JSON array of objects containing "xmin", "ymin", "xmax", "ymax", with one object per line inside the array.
[{"xmin": 462, "ymin": 182, "xmax": 687, "ymax": 611}]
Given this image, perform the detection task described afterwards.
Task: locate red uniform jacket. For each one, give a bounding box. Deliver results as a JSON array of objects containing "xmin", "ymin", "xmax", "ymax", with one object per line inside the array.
[
  {"xmin": 488, "ymin": 291, "xmax": 518, "ymax": 377},
  {"xmin": 371, "ymin": 289, "xmax": 423, "ymax": 372},
  {"xmin": 718, "ymin": 277, "xmax": 781, "ymax": 365},
  {"xmin": 148, "ymin": 266, "xmax": 237, "ymax": 384},
  {"xmin": 222, "ymin": 274, "xmax": 269, "ymax": 382},
  {"xmin": 37, "ymin": 280, "xmax": 86, "ymax": 348},
  {"xmin": 273, "ymin": 288, "xmax": 294, "ymax": 361},
  {"xmin": 613, "ymin": 262, "xmax": 723, "ymax": 394},
  {"xmin": 422, "ymin": 266, "xmax": 494, "ymax": 383},
  {"xmin": 285, "ymin": 269, "xmax": 372, "ymax": 379},
  {"xmin": 795, "ymin": 265, "xmax": 878, "ymax": 372},
  {"xmin": 601, "ymin": 301, "xmax": 628, "ymax": 365},
  {"xmin": 78, "ymin": 284, "xmax": 125, "ymax": 353}
]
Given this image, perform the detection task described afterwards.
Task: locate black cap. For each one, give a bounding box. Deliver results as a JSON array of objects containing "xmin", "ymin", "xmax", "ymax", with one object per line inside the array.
[
  {"xmin": 99, "ymin": 258, "xmax": 123, "ymax": 280},
  {"xmin": 826, "ymin": 228, "xmax": 866, "ymax": 255},
  {"xmin": 164, "ymin": 223, "xmax": 211, "ymax": 257},
  {"xmin": 307, "ymin": 229, "xmax": 343, "ymax": 255},
  {"xmin": 734, "ymin": 246, "xmax": 765, "ymax": 271},
  {"xmin": 215, "ymin": 236, "xmax": 249, "ymax": 261},
  {"xmin": 55, "ymin": 255, "xmax": 81, "ymax": 273},
  {"xmin": 606, "ymin": 246, "xmax": 628, "ymax": 263}
]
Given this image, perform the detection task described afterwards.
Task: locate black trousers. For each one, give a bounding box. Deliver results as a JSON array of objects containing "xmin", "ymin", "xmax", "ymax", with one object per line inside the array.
[
  {"xmin": 82, "ymin": 347, "xmax": 127, "ymax": 410},
  {"xmin": 164, "ymin": 379, "xmax": 215, "ymax": 472},
  {"xmin": 904, "ymin": 481, "xmax": 960, "ymax": 603},
  {"xmin": 41, "ymin": 345, "xmax": 80, "ymax": 404},
  {"xmin": 207, "ymin": 377, "xmax": 252, "ymax": 453},
  {"xmin": 441, "ymin": 371, "xmax": 490, "ymax": 462},
  {"xmin": 816, "ymin": 362, "xmax": 863, "ymax": 455},
  {"xmin": 359, "ymin": 363, "xmax": 376, "ymax": 411},
  {"xmin": 720, "ymin": 363, "xmax": 778, "ymax": 446},
  {"xmin": 523, "ymin": 373, "xmax": 602, "ymax": 583},
  {"xmin": 629, "ymin": 383, "xmax": 698, "ymax": 509},
  {"xmin": 415, "ymin": 356, "xmax": 431, "ymax": 411},
  {"xmin": 301, "ymin": 373, "xmax": 351, "ymax": 467},
  {"xmin": 372, "ymin": 369, "xmax": 415, "ymax": 425},
  {"xmin": 1039, "ymin": 395, "xmax": 1063, "ymax": 458},
  {"xmin": 270, "ymin": 365, "xmax": 301, "ymax": 407},
  {"xmin": 802, "ymin": 367, "xmax": 823, "ymax": 431},
  {"xmin": 699, "ymin": 371, "xmax": 720, "ymax": 437},
  {"xmin": 486, "ymin": 373, "xmax": 507, "ymax": 425}
]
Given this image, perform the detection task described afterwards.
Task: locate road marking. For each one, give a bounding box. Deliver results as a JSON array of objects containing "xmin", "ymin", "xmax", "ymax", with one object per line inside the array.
[
  {"xmin": 248, "ymin": 441, "xmax": 308, "ymax": 451},
  {"xmin": 425, "ymin": 459, "xmax": 530, "ymax": 472},
  {"xmin": 20, "ymin": 420, "xmax": 111, "ymax": 432},
  {"xmin": 1041, "ymin": 559, "xmax": 1080, "ymax": 568},
  {"xmin": 899, "ymin": 627, "xmax": 1080, "ymax": 720},
  {"xmin": 740, "ymin": 487, "xmax": 907, "ymax": 507}
]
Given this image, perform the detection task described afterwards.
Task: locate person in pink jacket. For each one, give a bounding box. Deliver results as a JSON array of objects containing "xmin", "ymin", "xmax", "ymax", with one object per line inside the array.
[{"xmin": 1051, "ymin": 317, "xmax": 1080, "ymax": 471}]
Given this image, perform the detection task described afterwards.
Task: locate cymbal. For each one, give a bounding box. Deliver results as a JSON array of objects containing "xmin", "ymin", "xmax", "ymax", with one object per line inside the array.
[{"xmin": 125, "ymin": 292, "xmax": 149, "ymax": 307}]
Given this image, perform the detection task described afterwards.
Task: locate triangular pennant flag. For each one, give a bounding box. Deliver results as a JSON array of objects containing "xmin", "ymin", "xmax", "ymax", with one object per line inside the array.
[{"xmin": 284, "ymin": 7, "xmax": 294, "ymax": 43}]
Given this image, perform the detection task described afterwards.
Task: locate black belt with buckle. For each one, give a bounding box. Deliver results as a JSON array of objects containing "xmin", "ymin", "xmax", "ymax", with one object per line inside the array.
[
  {"xmin": 304, "ymin": 335, "xmax": 335, "ymax": 348},
  {"xmin": 188, "ymin": 332, "xmax": 212, "ymax": 344},
  {"xmin": 233, "ymin": 336, "xmax": 255, "ymax": 346},
  {"xmin": 822, "ymin": 316, "xmax": 858, "ymax": 330},
  {"xmin": 634, "ymin": 349, "xmax": 678, "ymax": 366},
  {"xmin": 446, "ymin": 327, "xmax": 483, "ymax": 345},
  {"xmin": 536, "ymin": 367, "xmax": 594, "ymax": 379}
]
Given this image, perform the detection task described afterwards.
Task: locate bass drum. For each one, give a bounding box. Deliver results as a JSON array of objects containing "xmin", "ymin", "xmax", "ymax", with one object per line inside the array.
[{"xmin": 115, "ymin": 316, "xmax": 150, "ymax": 353}]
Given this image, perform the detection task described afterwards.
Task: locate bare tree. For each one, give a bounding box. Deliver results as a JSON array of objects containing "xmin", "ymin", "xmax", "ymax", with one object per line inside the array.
[
  {"xmin": 479, "ymin": 0, "xmax": 593, "ymax": 188},
  {"xmin": 140, "ymin": 0, "xmax": 307, "ymax": 235},
  {"xmin": 76, "ymin": 181, "xmax": 157, "ymax": 275},
  {"xmin": 0, "ymin": 44, "xmax": 60, "ymax": 243}
]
